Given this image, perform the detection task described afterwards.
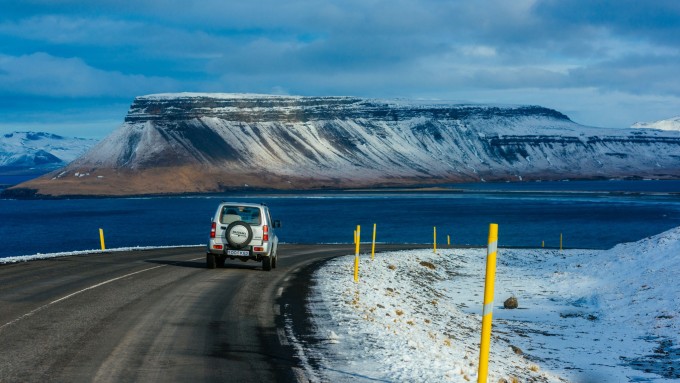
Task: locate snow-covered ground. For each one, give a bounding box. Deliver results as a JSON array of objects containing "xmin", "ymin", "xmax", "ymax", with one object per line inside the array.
[{"xmin": 296, "ymin": 227, "xmax": 680, "ymax": 382}]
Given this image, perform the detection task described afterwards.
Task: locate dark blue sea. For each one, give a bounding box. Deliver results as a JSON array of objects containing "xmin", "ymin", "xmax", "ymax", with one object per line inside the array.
[{"xmin": 2, "ymin": 180, "xmax": 680, "ymax": 259}]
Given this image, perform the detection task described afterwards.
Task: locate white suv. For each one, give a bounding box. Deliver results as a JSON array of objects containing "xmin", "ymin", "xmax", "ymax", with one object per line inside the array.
[{"xmin": 207, "ymin": 202, "xmax": 280, "ymax": 271}]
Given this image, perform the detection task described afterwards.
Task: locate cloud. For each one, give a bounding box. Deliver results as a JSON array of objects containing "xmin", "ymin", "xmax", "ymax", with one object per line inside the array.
[
  {"xmin": 0, "ymin": 15, "xmax": 137, "ymax": 45},
  {"xmin": 0, "ymin": 52, "xmax": 182, "ymax": 97},
  {"xmin": 533, "ymin": 0, "xmax": 680, "ymax": 46},
  {"xmin": 0, "ymin": 14, "xmax": 233, "ymax": 68},
  {"xmin": 568, "ymin": 55, "xmax": 680, "ymax": 97},
  {"xmin": 0, "ymin": 0, "xmax": 679, "ymax": 133}
]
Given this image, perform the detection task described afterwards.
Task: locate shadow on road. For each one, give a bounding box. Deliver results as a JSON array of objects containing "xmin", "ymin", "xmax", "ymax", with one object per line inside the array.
[
  {"xmin": 145, "ymin": 259, "xmax": 265, "ymax": 271},
  {"xmin": 145, "ymin": 259, "xmax": 206, "ymax": 269}
]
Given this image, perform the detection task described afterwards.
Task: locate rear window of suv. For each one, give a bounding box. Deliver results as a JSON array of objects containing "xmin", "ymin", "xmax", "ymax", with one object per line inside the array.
[{"xmin": 219, "ymin": 205, "xmax": 262, "ymax": 225}]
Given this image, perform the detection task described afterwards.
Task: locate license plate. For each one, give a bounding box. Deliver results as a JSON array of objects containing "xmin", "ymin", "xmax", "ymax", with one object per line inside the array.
[{"xmin": 227, "ymin": 249, "xmax": 249, "ymax": 256}]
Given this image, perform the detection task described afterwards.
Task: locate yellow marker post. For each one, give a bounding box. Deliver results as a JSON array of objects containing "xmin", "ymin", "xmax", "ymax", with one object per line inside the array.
[
  {"xmin": 354, "ymin": 225, "xmax": 361, "ymax": 282},
  {"xmin": 433, "ymin": 226, "xmax": 437, "ymax": 253},
  {"xmin": 560, "ymin": 233, "xmax": 563, "ymax": 251},
  {"xmin": 353, "ymin": 255, "xmax": 359, "ymax": 282},
  {"xmin": 542, "ymin": 240, "xmax": 545, "ymax": 248},
  {"xmin": 478, "ymin": 223, "xmax": 499, "ymax": 383},
  {"xmin": 371, "ymin": 223, "xmax": 377, "ymax": 260},
  {"xmin": 447, "ymin": 235, "xmax": 451, "ymax": 247},
  {"xmin": 99, "ymin": 228, "xmax": 106, "ymax": 251}
]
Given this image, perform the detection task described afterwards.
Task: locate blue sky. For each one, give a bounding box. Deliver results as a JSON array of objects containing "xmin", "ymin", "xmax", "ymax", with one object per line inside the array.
[{"xmin": 1, "ymin": 0, "xmax": 679, "ymax": 138}]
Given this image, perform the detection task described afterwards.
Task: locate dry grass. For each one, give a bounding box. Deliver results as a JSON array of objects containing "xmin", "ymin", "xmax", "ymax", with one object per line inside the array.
[
  {"xmin": 510, "ymin": 345, "xmax": 523, "ymax": 355},
  {"xmin": 419, "ymin": 261, "xmax": 436, "ymax": 270}
]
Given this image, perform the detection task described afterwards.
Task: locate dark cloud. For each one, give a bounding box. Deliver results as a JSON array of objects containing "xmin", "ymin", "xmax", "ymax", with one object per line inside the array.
[
  {"xmin": 0, "ymin": 53, "xmax": 183, "ymax": 97},
  {"xmin": 534, "ymin": 0, "xmax": 680, "ymax": 46},
  {"xmin": 0, "ymin": 0, "xmax": 679, "ymax": 134}
]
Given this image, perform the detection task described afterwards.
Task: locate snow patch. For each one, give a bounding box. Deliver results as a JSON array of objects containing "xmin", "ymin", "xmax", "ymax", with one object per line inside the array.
[
  {"xmin": 302, "ymin": 227, "xmax": 680, "ymax": 382},
  {"xmin": 0, "ymin": 245, "xmax": 204, "ymax": 264}
]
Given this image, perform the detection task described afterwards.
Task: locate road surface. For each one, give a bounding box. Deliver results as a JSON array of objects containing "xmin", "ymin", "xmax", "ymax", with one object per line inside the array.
[{"xmin": 0, "ymin": 244, "xmax": 424, "ymax": 382}]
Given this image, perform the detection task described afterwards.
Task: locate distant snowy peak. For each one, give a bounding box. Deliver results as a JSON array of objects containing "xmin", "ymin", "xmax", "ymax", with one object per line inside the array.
[
  {"xmin": 0, "ymin": 131, "xmax": 97, "ymax": 173},
  {"xmin": 631, "ymin": 116, "xmax": 680, "ymax": 131}
]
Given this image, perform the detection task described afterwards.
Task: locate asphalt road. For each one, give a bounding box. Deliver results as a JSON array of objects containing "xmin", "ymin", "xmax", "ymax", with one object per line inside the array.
[{"xmin": 0, "ymin": 244, "xmax": 425, "ymax": 383}]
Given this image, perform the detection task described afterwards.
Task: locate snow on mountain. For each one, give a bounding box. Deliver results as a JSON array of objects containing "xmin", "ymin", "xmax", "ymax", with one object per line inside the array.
[
  {"xmin": 303, "ymin": 226, "xmax": 680, "ymax": 382},
  {"xmin": 7, "ymin": 93, "xmax": 680, "ymax": 197},
  {"xmin": 632, "ymin": 116, "xmax": 680, "ymax": 132},
  {"xmin": 0, "ymin": 132, "xmax": 97, "ymax": 174}
]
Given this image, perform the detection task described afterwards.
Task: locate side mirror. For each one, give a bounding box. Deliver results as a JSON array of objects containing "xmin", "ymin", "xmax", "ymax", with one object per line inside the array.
[{"xmin": 273, "ymin": 220, "xmax": 282, "ymax": 228}]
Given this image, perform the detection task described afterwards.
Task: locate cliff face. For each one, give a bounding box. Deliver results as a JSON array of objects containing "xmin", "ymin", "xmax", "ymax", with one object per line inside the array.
[{"xmin": 9, "ymin": 93, "xmax": 680, "ymax": 197}]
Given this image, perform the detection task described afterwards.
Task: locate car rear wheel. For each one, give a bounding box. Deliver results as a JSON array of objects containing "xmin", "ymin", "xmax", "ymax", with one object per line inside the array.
[
  {"xmin": 262, "ymin": 255, "xmax": 272, "ymax": 271},
  {"xmin": 206, "ymin": 253, "xmax": 216, "ymax": 269}
]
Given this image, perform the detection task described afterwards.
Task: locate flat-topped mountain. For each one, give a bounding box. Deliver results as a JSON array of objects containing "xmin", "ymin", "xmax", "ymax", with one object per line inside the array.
[{"xmin": 6, "ymin": 93, "xmax": 680, "ymax": 197}]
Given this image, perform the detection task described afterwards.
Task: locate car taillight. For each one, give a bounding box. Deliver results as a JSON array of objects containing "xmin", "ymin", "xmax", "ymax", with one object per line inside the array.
[
  {"xmin": 210, "ymin": 222, "xmax": 216, "ymax": 238},
  {"xmin": 263, "ymin": 225, "xmax": 269, "ymax": 241}
]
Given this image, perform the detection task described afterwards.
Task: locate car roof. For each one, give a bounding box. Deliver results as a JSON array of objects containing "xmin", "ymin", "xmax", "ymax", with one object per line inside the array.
[{"xmin": 218, "ymin": 202, "xmax": 267, "ymax": 208}]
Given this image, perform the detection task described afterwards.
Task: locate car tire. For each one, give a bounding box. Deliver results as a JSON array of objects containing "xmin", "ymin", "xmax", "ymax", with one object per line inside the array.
[
  {"xmin": 217, "ymin": 255, "xmax": 226, "ymax": 268},
  {"xmin": 262, "ymin": 255, "xmax": 272, "ymax": 271},
  {"xmin": 272, "ymin": 251, "xmax": 277, "ymax": 269},
  {"xmin": 225, "ymin": 221, "xmax": 253, "ymax": 249},
  {"xmin": 206, "ymin": 253, "xmax": 216, "ymax": 269}
]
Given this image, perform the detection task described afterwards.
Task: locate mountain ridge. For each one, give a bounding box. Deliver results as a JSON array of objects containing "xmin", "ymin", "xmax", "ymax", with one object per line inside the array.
[
  {"xmin": 0, "ymin": 131, "xmax": 97, "ymax": 177},
  {"xmin": 6, "ymin": 93, "xmax": 680, "ymax": 197},
  {"xmin": 632, "ymin": 116, "xmax": 680, "ymax": 132}
]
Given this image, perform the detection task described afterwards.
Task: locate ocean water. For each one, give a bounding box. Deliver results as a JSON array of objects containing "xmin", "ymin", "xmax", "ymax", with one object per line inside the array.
[
  {"xmin": 1, "ymin": 180, "xmax": 680, "ymax": 258},
  {"xmin": 0, "ymin": 175, "xmax": 37, "ymax": 187}
]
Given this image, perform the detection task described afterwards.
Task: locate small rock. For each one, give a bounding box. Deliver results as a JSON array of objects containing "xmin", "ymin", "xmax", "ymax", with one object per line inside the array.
[{"xmin": 504, "ymin": 296, "xmax": 518, "ymax": 309}]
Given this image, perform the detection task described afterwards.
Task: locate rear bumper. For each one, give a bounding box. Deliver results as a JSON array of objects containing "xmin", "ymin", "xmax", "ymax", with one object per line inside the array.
[{"xmin": 207, "ymin": 241, "xmax": 272, "ymax": 257}]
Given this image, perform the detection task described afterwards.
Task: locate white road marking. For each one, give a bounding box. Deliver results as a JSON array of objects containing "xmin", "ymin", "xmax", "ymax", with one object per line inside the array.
[
  {"xmin": 277, "ymin": 328, "xmax": 290, "ymax": 346},
  {"xmin": 276, "ymin": 287, "xmax": 284, "ymax": 298},
  {"xmin": 0, "ymin": 260, "xmax": 194, "ymax": 331},
  {"xmin": 291, "ymin": 367, "xmax": 308, "ymax": 383}
]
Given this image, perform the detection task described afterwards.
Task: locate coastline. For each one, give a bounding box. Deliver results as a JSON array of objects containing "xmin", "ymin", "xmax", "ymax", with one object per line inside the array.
[{"xmin": 4, "ymin": 178, "xmax": 680, "ymax": 200}]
